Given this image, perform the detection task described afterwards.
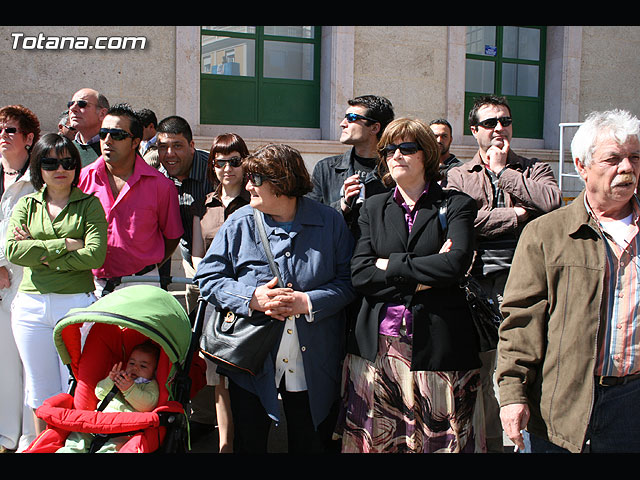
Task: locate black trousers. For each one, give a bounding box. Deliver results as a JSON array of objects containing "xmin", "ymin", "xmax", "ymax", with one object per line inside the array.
[{"xmin": 228, "ymin": 379, "xmax": 340, "ymax": 453}]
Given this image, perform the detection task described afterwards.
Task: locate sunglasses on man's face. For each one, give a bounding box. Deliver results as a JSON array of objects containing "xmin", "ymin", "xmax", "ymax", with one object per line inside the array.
[
  {"xmin": 67, "ymin": 100, "xmax": 94, "ymax": 109},
  {"xmin": 475, "ymin": 116, "xmax": 513, "ymax": 129},
  {"xmin": 99, "ymin": 128, "xmax": 134, "ymax": 141},
  {"xmin": 344, "ymin": 112, "xmax": 378, "ymax": 124},
  {"xmin": 40, "ymin": 157, "xmax": 76, "ymax": 171},
  {"xmin": 214, "ymin": 156, "xmax": 243, "ymax": 169},
  {"xmin": 382, "ymin": 142, "xmax": 422, "ymax": 158}
]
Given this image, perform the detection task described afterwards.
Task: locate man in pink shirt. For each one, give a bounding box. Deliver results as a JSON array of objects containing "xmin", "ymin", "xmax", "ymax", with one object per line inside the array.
[{"xmin": 78, "ymin": 103, "xmax": 183, "ymax": 296}]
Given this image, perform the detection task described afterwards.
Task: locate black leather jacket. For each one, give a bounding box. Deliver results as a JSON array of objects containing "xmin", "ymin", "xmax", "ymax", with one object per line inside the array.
[{"xmin": 307, "ymin": 147, "xmax": 389, "ymax": 236}]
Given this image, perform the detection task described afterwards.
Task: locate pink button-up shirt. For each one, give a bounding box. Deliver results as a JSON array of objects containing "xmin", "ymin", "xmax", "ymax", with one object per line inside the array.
[{"xmin": 78, "ymin": 154, "xmax": 183, "ymax": 279}]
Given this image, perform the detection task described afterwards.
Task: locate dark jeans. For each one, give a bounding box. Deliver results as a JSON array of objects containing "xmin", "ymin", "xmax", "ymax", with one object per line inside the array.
[
  {"xmin": 228, "ymin": 379, "xmax": 339, "ymax": 453},
  {"xmin": 525, "ymin": 377, "xmax": 640, "ymax": 453}
]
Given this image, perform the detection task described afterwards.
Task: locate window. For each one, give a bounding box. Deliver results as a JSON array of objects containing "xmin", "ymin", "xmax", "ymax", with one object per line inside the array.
[
  {"xmin": 464, "ymin": 26, "xmax": 546, "ymax": 138},
  {"xmin": 200, "ymin": 26, "xmax": 321, "ymax": 128}
]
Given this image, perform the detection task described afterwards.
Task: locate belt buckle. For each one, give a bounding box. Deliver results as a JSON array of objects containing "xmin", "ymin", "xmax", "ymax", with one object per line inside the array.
[{"xmin": 597, "ymin": 375, "xmax": 618, "ymax": 387}]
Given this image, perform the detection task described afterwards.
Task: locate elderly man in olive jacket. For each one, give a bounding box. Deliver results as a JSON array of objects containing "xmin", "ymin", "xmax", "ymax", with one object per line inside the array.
[{"xmin": 498, "ymin": 109, "xmax": 640, "ymax": 453}]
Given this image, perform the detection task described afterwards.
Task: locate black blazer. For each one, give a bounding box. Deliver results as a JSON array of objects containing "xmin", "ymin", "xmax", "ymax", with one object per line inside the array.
[{"xmin": 349, "ymin": 182, "xmax": 481, "ymax": 371}]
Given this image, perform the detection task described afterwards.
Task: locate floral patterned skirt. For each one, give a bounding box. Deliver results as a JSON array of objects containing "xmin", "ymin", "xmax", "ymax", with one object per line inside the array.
[{"xmin": 334, "ymin": 333, "xmax": 486, "ymax": 453}]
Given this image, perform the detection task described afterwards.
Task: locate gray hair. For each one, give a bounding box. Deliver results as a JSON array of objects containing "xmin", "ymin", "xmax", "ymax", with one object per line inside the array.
[{"xmin": 572, "ymin": 109, "xmax": 640, "ymax": 175}]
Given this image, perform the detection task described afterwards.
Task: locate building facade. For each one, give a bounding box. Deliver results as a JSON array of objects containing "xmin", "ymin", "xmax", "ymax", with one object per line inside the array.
[{"xmin": 2, "ymin": 25, "xmax": 639, "ymax": 198}]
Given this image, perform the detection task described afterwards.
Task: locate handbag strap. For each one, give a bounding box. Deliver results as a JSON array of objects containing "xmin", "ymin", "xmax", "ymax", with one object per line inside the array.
[{"xmin": 253, "ymin": 208, "xmax": 285, "ymax": 288}]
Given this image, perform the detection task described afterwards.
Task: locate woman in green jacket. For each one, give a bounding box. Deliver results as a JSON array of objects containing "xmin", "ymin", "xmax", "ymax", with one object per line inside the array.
[{"xmin": 6, "ymin": 133, "xmax": 107, "ymax": 436}]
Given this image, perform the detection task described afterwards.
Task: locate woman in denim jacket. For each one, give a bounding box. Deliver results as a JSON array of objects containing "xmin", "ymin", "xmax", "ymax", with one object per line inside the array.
[{"xmin": 195, "ymin": 143, "xmax": 355, "ymax": 453}]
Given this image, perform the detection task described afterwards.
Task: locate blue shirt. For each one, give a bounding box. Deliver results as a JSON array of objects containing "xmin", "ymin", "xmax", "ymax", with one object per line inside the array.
[{"xmin": 194, "ymin": 196, "xmax": 355, "ymax": 427}]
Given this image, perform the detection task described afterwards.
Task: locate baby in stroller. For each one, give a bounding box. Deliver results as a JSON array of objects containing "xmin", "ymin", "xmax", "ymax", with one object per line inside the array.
[{"xmin": 57, "ymin": 341, "xmax": 161, "ymax": 453}]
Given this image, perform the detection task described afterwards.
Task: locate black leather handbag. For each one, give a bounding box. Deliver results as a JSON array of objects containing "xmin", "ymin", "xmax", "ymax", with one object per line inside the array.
[
  {"xmin": 199, "ymin": 209, "xmax": 284, "ymax": 376},
  {"xmin": 437, "ymin": 200, "xmax": 503, "ymax": 352}
]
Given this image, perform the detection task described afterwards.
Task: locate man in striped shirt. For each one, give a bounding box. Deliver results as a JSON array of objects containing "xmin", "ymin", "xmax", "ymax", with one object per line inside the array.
[
  {"xmin": 156, "ymin": 116, "xmax": 214, "ymax": 312},
  {"xmin": 498, "ymin": 109, "xmax": 640, "ymax": 453}
]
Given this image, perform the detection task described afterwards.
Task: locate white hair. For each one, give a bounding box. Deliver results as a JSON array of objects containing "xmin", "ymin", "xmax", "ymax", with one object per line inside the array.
[{"xmin": 571, "ymin": 109, "xmax": 640, "ymax": 175}]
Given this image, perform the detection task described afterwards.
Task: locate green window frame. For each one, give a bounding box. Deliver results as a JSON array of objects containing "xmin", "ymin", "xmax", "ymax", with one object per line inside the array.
[
  {"xmin": 200, "ymin": 26, "xmax": 321, "ymax": 128},
  {"xmin": 464, "ymin": 26, "xmax": 546, "ymax": 139}
]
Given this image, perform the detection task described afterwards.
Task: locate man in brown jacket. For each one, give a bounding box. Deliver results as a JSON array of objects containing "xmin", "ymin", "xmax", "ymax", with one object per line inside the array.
[
  {"xmin": 498, "ymin": 109, "xmax": 640, "ymax": 453},
  {"xmin": 447, "ymin": 95, "xmax": 562, "ymax": 452}
]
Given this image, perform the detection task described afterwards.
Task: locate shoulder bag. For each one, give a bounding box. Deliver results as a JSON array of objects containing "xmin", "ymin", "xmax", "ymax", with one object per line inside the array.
[
  {"xmin": 437, "ymin": 198, "xmax": 503, "ymax": 352},
  {"xmin": 199, "ymin": 208, "xmax": 285, "ymax": 376}
]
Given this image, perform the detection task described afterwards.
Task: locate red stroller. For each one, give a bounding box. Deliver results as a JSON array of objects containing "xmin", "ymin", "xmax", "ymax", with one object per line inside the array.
[{"xmin": 22, "ymin": 285, "xmax": 206, "ymax": 453}]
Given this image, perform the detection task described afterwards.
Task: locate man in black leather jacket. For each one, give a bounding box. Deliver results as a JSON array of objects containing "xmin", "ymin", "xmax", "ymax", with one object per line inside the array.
[{"xmin": 307, "ymin": 95, "xmax": 394, "ymax": 235}]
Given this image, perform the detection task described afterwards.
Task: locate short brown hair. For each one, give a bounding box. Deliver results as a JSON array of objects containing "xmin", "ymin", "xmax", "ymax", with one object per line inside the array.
[
  {"xmin": 243, "ymin": 144, "xmax": 313, "ymax": 197},
  {"xmin": 377, "ymin": 117, "xmax": 440, "ymax": 186},
  {"xmin": 207, "ymin": 133, "xmax": 250, "ymax": 188},
  {"xmin": 0, "ymin": 104, "xmax": 41, "ymax": 148}
]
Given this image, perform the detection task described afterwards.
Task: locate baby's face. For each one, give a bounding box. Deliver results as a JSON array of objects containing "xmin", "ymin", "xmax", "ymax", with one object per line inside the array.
[{"xmin": 126, "ymin": 350, "xmax": 157, "ymax": 381}]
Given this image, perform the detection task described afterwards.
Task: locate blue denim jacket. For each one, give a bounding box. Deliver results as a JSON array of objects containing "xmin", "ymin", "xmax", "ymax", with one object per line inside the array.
[{"xmin": 194, "ymin": 197, "xmax": 355, "ymax": 427}]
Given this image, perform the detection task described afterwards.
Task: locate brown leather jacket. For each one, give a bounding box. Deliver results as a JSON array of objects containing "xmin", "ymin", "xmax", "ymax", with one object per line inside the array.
[
  {"xmin": 497, "ymin": 191, "xmax": 609, "ymax": 452},
  {"xmin": 446, "ymin": 150, "xmax": 562, "ymax": 240}
]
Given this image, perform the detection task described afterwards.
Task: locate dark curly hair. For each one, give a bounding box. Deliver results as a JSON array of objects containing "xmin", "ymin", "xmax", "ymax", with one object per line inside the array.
[{"xmin": 243, "ymin": 143, "xmax": 313, "ymax": 198}]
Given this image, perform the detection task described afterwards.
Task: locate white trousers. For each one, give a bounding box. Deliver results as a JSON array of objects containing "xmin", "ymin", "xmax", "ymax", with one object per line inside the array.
[
  {"xmin": 11, "ymin": 291, "xmax": 96, "ymax": 409},
  {"xmin": 0, "ymin": 296, "xmax": 30, "ymax": 450}
]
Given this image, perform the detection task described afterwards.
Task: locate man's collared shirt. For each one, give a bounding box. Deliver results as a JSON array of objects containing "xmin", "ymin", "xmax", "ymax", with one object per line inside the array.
[
  {"xmin": 586, "ymin": 195, "xmax": 640, "ymax": 377},
  {"xmin": 79, "ymin": 154, "xmax": 183, "ymax": 279}
]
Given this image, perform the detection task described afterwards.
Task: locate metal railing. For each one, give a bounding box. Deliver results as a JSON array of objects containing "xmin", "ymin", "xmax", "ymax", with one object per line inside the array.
[{"xmin": 558, "ymin": 122, "xmax": 583, "ymax": 203}]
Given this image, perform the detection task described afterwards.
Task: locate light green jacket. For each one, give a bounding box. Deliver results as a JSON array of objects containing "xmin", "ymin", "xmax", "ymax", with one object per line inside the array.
[{"xmin": 5, "ymin": 186, "xmax": 107, "ymax": 294}]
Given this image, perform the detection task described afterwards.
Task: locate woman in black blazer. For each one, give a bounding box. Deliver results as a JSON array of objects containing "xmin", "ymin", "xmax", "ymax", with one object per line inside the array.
[{"xmin": 334, "ymin": 117, "xmax": 484, "ymax": 453}]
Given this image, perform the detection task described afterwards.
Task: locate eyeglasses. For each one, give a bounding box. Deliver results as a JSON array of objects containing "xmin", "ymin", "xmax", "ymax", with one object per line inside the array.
[
  {"xmin": 246, "ymin": 172, "xmax": 284, "ymax": 187},
  {"xmin": 40, "ymin": 157, "xmax": 76, "ymax": 171},
  {"xmin": 0, "ymin": 127, "xmax": 18, "ymax": 135},
  {"xmin": 99, "ymin": 128, "xmax": 134, "ymax": 141},
  {"xmin": 344, "ymin": 112, "xmax": 378, "ymax": 124},
  {"xmin": 382, "ymin": 142, "xmax": 422, "ymax": 158},
  {"xmin": 214, "ymin": 156, "xmax": 243, "ymax": 168},
  {"xmin": 475, "ymin": 116, "xmax": 513, "ymax": 129},
  {"xmin": 67, "ymin": 100, "xmax": 95, "ymax": 109}
]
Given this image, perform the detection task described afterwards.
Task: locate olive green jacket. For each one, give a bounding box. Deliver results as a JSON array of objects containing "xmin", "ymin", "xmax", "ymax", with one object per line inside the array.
[
  {"xmin": 497, "ymin": 190, "xmax": 610, "ymax": 453},
  {"xmin": 6, "ymin": 186, "xmax": 107, "ymax": 294}
]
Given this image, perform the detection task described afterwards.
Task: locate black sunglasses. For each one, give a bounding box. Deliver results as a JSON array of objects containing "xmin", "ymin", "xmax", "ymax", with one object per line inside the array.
[
  {"xmin": 0, "ymin": 127, "xmax": 18, "ymax": 134},
  {"xmin": 382, "ymin": 142, "xmax": 422, "ymax": 158},
  {"xmin": 41, "ymin": 157, "xmax": 76, "ymax": 171},
  {"xmin": 99, "ymin": 128, "xmax": 134, "ymax": 141},
  {"xmin": 214, "ymin": 156, "xmax": 243, "ymax": 168},
  {"xmin": 344, "ymin": 112, "xmax": 378, "ymax": 124},
  {"xmin": 67, "ymin": 100, "xmax": 95, "ymax": 109},
  {"xmin": 246, "ymin": 172, "xmax": 269, "ymax": 187},
  {"xmin": 475, "ymin": 116, "xmax": 513, "ymax": 129}
]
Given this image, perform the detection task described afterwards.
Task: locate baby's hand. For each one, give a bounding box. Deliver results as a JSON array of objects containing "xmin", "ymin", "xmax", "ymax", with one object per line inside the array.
[
  {"xmin": 113, "ymin": 370, "xmax": 134, "ymax": 392},
  {"xmin": 108, "ymin": 362, "xmax": 123, "ymax": 381}
]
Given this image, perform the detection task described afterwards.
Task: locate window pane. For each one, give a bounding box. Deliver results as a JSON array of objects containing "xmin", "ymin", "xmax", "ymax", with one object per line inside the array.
[
  {"xmin": 502, "ymin": 26, "xmax": 540, "ymax": 61},
  {"xmin": 264, "ymin": 26, "xmax": 314, "ymax": 39},
  {"xmin": 201, "ymin": 35, "xmax": 255, "ymax": 76},
  {"xmin": 263, "ymin": 41, "xmax": 314, "ymax": 80},
  {"xmin": 501, "ymin": 63, "xmax": 539, "ymax": 97},
  {"xmin": 466, "ymin": 26, "xmax": 497, "ymax": 56},
  {"xmin": 465, "ymin": 58, "xmax": 495, "ymax": 93},
  {"xmin": 202, "ymin": 26, "xmax": 256, "ymax": 34}
]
